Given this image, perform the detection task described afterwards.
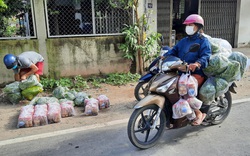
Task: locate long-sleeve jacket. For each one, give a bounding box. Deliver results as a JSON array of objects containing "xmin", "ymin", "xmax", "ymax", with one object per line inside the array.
[{"xmin": 164, "ymin": 33, "xmax": 211, "ymax": 77}]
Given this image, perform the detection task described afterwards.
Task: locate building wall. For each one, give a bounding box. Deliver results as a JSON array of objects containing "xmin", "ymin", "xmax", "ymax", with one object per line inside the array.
[
  {"xmin": 0, "ymin": 1, "xmax": 132, "ymax": 85},
  {"xmin": 238, "ymin": 0, "xmax": 250, "ymax": 47},
  {"xmin": 0, "ymin": 36, "xmax": 131, "ymax": 84}
]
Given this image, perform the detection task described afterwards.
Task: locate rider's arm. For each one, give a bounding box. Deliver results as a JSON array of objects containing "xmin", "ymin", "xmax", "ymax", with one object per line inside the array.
[{"xmin": 195, "ymin": 38, "xmax": 212, "ymax": 69}]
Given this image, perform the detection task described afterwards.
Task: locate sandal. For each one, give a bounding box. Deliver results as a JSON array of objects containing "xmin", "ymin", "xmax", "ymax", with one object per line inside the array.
[{"xmin": 191, "ymin": 113, "xmax": 206, "ymax": 126}]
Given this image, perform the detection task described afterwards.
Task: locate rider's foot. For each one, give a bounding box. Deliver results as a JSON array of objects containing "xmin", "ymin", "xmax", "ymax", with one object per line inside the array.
[{"xmin": 191, "ymin": 113, "xmax": 206, "ymax": 126}]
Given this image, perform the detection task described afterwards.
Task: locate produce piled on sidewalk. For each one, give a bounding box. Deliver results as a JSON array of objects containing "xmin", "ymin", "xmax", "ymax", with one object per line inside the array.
[{"xmin": 2, "ymin": 77, "xmax": 110, "ymax": 128}]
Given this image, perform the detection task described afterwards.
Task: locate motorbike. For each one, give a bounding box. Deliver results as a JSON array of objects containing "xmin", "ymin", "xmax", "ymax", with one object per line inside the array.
[
  {"xmin": 134, "ymin": 45, "xmax": 172, "ymax": 101},
  {"xmin": 127, "ymin": 43, "xmax": 236, "ymax": 149}
]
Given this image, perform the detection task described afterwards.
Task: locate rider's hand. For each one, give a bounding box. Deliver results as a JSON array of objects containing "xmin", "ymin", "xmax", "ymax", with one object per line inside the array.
[{"xmin": 188, "ymin": 62, "xmax": 201, "ymax": 72}]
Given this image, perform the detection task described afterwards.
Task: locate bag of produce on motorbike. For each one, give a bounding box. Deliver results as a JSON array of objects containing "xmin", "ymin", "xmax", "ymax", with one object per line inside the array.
[
  {"xmin": 74, "ymin": 92, "xmax": 89, "ymax": 107},
  {"xmin": 17, "ymin": 105, "xmax": 35, "ymax": 128},
  {"xmin": 60, "ymin": 101, "xmax": 76, "ymax": 118},
  {"xmin": 218, "ymin": 60, "xmax": 241, "ymax": 82},
  {"xmin": 187, "ymin": 75, "xmax": 198, "ymax": 97},
  {"xmin": 228, "ymin": 51, "xmax": 248, "ymax": 78},
  {"xmin": 199, "ymin": 77, "xmax": 216, "ymax": 104},
  {"xmin": 97, "ymin": 95, "xmax": 110, "ymax": 109},
  {"xmin": 187, "ymin": 97, "xmax": 202, "ymax": 110},
  {"xmin": 172, "ymin": 98, "xmax": 192, "ymax": 119},
  {"xmin": 84, "ymin": 98, "xmax": 99, "ymax": 116},
  {"xmin": 203, "ymin": 54, "xmax": 230, "ymax": 77},
  {"xmin": 19, "ymin": 75, "xmax": 40, "ymax": 90},
  {"xmin": 33, "ymin": 104, "xmax": 48, "ymax": 127},
  {"xmin": 214, "ymin": 77, "xmax": 229, "ymax": 97},
  {"xmin": 178, "ymin": 73, "xmax": 189, "ymax": 96},
  {"xmin": 47, "ymin": 102, "xmax": 61, "ymax": 123},
  {"xmin": 21, "ymin": 86, "xmax": 43, "ymax": 101}
]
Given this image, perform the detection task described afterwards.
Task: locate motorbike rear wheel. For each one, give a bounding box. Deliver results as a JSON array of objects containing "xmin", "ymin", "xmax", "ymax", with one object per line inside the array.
[
  {"xmin": 134, "ymin": 82, "xmax": 149, "ymax": 101},
  {"xmin": 211, "ymin": 91, "xmax": 232, "ymax": 125},
  {"xmin": 127, "ymin": 105, "xmax": 166, "ymax": 149}
]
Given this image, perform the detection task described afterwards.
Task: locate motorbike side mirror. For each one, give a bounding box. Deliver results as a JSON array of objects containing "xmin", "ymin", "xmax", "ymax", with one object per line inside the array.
[{"xmin": 189, "ymin": 43, "xmax": 200, "ymax": 52}]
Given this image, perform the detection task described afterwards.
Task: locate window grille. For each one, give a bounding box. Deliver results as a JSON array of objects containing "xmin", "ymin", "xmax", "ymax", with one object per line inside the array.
[
  {"xmin": 0, "ymin": 0, "xmax": 36, "ymax": 39},
  {"xmin": 45, "ymin": 0, "xmax": 133, "ymax": 37}
]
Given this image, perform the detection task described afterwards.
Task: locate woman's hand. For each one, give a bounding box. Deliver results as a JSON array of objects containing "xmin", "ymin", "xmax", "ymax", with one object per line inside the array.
[
  {"xmin": 21, "ymin": 75, "xmax": 27, "ymax": 80},
  {"xmin": 188, "ymin": 62, "xmax": 201, "ymax": 72}
]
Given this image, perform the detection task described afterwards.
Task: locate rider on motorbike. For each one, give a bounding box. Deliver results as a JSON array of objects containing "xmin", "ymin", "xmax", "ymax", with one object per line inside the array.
[{"xmin": 163, "ymin": 14, "xmax": 212, "ymax": 125}]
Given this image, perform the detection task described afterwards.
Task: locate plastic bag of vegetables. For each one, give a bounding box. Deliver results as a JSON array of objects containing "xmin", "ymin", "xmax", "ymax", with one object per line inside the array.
[
  {"xmin": 7, "ymin": 92, "xmax": 23, "ymax": 104},
  {"xmin": 74, "ymin": 92, "xmax": 88, "ymax": 107},
  {"xmin": 52, "ymin": 86, "xmax": 69, "ymax": 99},
  {"xmin": 228, "ymin": 51, "xmax": 248, "ymax": 78},
  {"xmin": 199, "ymin": 77, "xmax": 216, "ymax": 104},
  {"xmin": 21, "ymin": 86, "xmax": 43, "ymax": 101},
  {"xmin": 215, "ymin": 77, "xmax": 229, "ymax": 97},
  {"xmin": 218, "ymin": 60, "xmax": 241, "ymax": 82},
  {"xmin": 203, "ymin": 54, "xmax": 230, "ymax": 76},
  {"xmin": 19, "ymin": 75, "xmax": 40, "ymax": 90},
  {"xmin": 3, "ymin": 81, "xmax": 20, "ymax": 94}
]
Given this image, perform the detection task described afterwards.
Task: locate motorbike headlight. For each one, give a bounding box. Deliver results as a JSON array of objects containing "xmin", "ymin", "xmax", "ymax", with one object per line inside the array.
[{"xmin": 156, "ymin": 78, "xmax": 177, "ymax": 93}]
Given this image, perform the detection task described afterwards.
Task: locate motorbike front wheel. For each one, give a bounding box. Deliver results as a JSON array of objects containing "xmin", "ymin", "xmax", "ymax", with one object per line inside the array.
[
  {"xmin": 127, "ymin": 105, "xmax": 166, "ymax": 149},
  {"xmin": 134, "ymin": 82, "xmax": 149, "ymax": 101}
]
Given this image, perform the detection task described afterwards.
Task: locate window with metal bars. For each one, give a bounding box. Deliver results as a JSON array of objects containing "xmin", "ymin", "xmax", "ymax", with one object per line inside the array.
[
  {"xmin": 0, "ymin": 0, "xmax": 36, "ymax": 39},
  {"xmin": 45, "ymin": 0, "xmax": 133, "ymax": 37}
]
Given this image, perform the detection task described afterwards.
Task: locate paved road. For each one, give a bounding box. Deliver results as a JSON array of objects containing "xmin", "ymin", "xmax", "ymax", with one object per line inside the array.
[{"xmin": 0, "ymin": 100, "xmax": 250, "ymax": 156}]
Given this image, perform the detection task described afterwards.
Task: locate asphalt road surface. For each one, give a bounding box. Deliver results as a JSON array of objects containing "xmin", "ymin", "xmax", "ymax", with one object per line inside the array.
[{"xmin": 0, "ymin": 101, "xmax": 249, "ymax": 156}]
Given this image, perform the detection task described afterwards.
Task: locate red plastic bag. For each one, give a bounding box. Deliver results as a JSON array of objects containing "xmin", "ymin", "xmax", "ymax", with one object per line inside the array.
[
  {"xmin": 47, "ymin": 102, "xmax": 61, "ymax": 123},
  {"xmin": 17, "ymin": 105, "xmax": 35, "ymax": 128},
  {"xmin": 60, "ymin": 101, "xmax": 76, "ymax": 118},
  {"xmin": 84, "ymin": 98, "xmax": 99, "ymax": 116},
  {"xmin": 97, "ymin": 95, "xmax": 110, "ymax": 109},
  {"xmin": 33, "ymin": 104, "xmax": 48, "ymax": 126}
]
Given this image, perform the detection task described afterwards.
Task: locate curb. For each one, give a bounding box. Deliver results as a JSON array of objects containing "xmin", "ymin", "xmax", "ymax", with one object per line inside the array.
[{"xmin": 232, "ymin": 98, "xmax": 250, "ymax": 104}]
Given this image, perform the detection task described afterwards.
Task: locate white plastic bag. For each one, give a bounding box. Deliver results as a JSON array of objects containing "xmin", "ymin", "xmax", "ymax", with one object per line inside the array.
[
  {"xmin": 187, "ymin": 97, "xmax": 202, "ymax": 110},
  {"xmin": 178, "ymin": 73, "xmax": 189, "ymax": 96},
  {"xmin": 187, "ymin": 75, "xmax": 198, "ymax": 97},
  {"xmin": 172, "ymin": 98, "xmax": 192, "ymax": 119}
]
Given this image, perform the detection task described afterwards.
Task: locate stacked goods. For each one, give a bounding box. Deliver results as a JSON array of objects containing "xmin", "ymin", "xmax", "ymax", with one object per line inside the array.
[
  {"xmin": 33, "ymin": 104, "xmax": 48, "ymax": 126},
  {"xmin": 17, "ymin": 105, "xmax": 35, "ymax": 128},
  {"xmin": 20, "ymin": 75, "xmax": 43, "ymax": 100},
  {"xmin": 200, "ymin": 36, "xmax": 248, "ymax": 103},
  {"xmin": 97, "ymin": 95, "xmax": 110, "ymax": 109},
  {"xmin": 47, "ymin": 102, "xmax": 61, "ymax": 123},
  {"xmin": 52, "ymin": 86, "xmax": 89, "ymax": 107},
  {"xmin": 3, "ymin": 75, "xmax": 43, "ymax": 104},
  {"xmin": 60, "ymin": 100, "xmax": 76, "ymax": 118},
  {"xmin": 84, "ymin": 98, "xmax": 99, "ymax": 116}
]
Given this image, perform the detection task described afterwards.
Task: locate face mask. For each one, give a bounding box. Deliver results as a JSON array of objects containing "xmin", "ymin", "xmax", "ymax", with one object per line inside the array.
[{"xmin": 185, "ymin": 26, "xmax": 195, "ymax": 35}]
